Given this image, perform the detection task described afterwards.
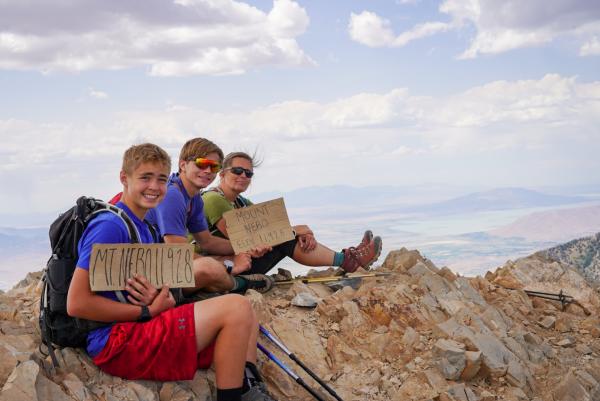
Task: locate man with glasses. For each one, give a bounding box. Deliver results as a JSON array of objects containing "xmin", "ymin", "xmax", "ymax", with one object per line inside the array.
[
  {"xmin": 145, "ymin": 138, "xmax": 274, "ymax": 295},
  {"xmin": 202, "ymin": 152, "xmax": 383, "ymax": 276}
]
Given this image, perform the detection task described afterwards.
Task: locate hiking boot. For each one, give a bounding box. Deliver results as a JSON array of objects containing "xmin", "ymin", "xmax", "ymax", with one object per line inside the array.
[
  {"xmin": 340, "ymin": 236, "xmax": 382, "ymax": 273},
  {"xmin": 239, "ymin": 274, "xmax": 275, "ymax": 293},
  {"xmin": 360, "ymin": 230, "xmax": 373, "ymax": 246},
  {"xmin": 242, "ymin": 383, "xmax": 277, "ymax": 401}
]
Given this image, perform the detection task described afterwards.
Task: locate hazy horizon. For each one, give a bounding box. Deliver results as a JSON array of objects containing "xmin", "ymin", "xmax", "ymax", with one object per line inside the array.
[{"xmin": 1, "ymin": 0, "xmax": 599, "ymax": 218}]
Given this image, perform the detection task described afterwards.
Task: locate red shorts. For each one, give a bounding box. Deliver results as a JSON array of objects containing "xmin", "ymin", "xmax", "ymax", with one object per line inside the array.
[{"xmin": 92, "ymin": 303, "xmax": 215, "ymax": 381}]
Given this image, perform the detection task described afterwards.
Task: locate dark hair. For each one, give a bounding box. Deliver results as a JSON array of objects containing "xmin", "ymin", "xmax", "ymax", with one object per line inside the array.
[{"xmin": 222, "ymin": 151, "xmax": 262, "ymax": 169}]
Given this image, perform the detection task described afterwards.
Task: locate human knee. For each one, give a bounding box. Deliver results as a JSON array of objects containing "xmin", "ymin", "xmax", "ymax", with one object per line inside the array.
[
  {"xmin": 221, "ymin": 294, "xmax": 253, "ymax": 326},
  {"xmin": 193, "ymin": 258, "xmax": 228, "ymax": 284}
]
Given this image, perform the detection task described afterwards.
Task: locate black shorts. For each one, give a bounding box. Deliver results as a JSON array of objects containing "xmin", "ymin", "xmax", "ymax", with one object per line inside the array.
[{"xmin": 247, "ymin": 238, "xmax": 297, "ymax": 274}]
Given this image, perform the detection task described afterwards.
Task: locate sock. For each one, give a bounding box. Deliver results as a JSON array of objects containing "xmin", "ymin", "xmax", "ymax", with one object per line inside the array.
[
  {"xmin": 230, "ymin": 276, "xmax": 248, "ymax": 293},
  {"xmin": 332, "ymin": 251, "xmax": 345, "ymax": 266},
  {"xmin": 217, "ymin": 387, "xmax": 242, "ymax": 401}
]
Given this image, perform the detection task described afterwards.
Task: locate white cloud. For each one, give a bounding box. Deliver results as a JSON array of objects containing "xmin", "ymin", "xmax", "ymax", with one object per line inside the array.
[
  {"xmin": 1, "ymin": 74, "xmax": 599, "ymax": 214},
  {"xmin": 581, "ymin": 36, "xmax": 600, "ymax": 56},
  {"xmin": 349, "ymin": 0, "xmax": 600, "ymax": 57},
  {"xmin": 0, "ymin": 0, "xmax": 313, "ymax": 76},
  {"xmin": 348, "ymin": 11, "xmax": 451, "ymax": 48},
  {"xmin": 88, "ymin": 88, "xmax": 108, "ymax": 100}
]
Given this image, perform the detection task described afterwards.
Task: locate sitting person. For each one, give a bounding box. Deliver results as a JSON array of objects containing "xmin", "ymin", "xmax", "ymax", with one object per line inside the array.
[
  {"xmin": 112, "ymin": 137, "xmax": 274, "ymax": 294},
  {"xmin": 202, "ymin": 152, "xmax": 382, "ymax": 275},
  {"xmin": 67, "ymin": 143, "xmax": 275, "ymax": 401}
]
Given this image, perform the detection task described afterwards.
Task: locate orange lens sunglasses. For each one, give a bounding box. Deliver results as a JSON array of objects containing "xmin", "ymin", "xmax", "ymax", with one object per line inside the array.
[{"xmin": 193, "ymin": 157, "xmax": 221, "ymax": 173}]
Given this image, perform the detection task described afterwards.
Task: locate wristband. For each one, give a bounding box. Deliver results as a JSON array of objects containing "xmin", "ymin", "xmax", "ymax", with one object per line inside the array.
[
  {"xmin": 138, "ymin": 305, "xmax": 152, "ymax": 322},
  {"xmin": 224, "ymin": 259, "xmax": 234, "ymax": 275}
]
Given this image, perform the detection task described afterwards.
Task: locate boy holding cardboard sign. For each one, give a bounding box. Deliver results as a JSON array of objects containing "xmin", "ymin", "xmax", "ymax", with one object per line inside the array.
[
  {"xmin": 67, "ymin": 143, "xmax": 275, "ymax": 401},
  {"xmin": 145, "ymin": 137, "xmax": 274, "ymax": 294}
]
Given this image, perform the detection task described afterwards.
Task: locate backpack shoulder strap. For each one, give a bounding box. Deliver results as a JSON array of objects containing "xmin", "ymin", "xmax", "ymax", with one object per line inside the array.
[{"xmin": 89, "ymin": 201, "xmax": 141, "ymax": 303}]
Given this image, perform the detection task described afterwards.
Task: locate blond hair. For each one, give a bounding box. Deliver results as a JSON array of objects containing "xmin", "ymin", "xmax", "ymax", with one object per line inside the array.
[{"xmin": 122, "ymin": 143, "xmax": 171, "ymax": 175}]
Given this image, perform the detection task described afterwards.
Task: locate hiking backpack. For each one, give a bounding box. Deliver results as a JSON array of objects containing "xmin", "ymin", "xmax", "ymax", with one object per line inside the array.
[{"xmin": 39, "ymin": 196, "xmax": 144, "ymax": 363}]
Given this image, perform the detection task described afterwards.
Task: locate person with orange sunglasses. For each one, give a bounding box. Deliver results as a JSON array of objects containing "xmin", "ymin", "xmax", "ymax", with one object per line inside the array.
[{"xmin": 145, "ymin": 138, "xmax": 273, "ymax": 295}]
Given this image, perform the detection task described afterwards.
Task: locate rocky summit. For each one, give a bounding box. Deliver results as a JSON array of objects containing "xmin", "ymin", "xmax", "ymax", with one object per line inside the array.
[{"xmin": 3, "ymin": 244, "xmax": 600, "ymax": 401}]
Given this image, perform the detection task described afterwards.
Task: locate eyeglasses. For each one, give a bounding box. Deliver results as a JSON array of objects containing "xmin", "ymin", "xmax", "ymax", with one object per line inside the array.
[
  {"xmin": 193, "ymin": 158, "xmax": 221, "ymax": 173},
  {"xmin": 226, "ymin": 166, "xmax": 254, "ymax": 178}
]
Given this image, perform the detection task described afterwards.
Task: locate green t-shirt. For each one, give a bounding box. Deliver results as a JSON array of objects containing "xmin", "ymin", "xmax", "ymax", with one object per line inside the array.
[{"xmin": 202, "ymin": 189, "xmax": 253, "ymax": 238}]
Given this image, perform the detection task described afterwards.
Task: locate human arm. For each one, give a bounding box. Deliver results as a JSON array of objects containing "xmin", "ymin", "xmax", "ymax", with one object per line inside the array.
[
  {"xmin": 293, "ymin": 224, "xmax": 317, "ymax": 252},
  {"xmin": 67, "ymin": 215, "xmax": 175, "ymax": 322},
  {"xmin": 67, "ymin": 267, "xmax": 175, "ymax": 322}
]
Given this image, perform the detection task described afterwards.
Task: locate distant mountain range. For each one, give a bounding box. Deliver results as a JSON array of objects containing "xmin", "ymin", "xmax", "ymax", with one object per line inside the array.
[
  {"xmin": 544, "ymin": 232, "xmax": 600, "ymax": 285},
  {"xmin": 408, "ymin": 187, "xmax": 588, "ymax": 215},
  {"xmin": 253, "ymin": 186, "xmax": 592, "ymax": 216},
  {"xmin": 490, "ymin": 204, "xmax": 600, "ymax": 242}
]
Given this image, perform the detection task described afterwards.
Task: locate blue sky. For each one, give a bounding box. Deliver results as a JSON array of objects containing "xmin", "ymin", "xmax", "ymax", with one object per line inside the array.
[{"xmin": 1, "ymin": 0, "xmax": 599, "ymax": 216}]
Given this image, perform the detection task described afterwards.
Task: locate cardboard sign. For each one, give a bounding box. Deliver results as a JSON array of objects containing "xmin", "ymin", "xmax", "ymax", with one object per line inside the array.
[
  {"xmin": 89, "ymin": 243, "xmax": 195, "ymax": 291},
  {"xmin": 223, "ymin": 198, "xmax": 295, "ymax": 253}
]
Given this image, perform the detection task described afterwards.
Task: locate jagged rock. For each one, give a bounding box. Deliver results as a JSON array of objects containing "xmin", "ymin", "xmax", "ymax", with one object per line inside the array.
[
  {"xmin": 555, "ymin": 313, "xmax": 577, "ymax": 332},
  {"xmin": 422, "ymin": 368, "xmax": 449, "ymax": 394},
  {"xmin": 402, "ymin": 326, "xmax": 420, "ymax": 347},
  {"xmin": 557, "ymin": 337, "xmax": 576, "ymax": 347},
  {"xmin": 61, "ymin": 373, "xmax": 95, "ymax": 401},
  {"xmin": 1, "ymin": 359, "xmax": 71, "ymax": 401},
  {"xmin": 1, "ymin": 360, "xmax": 39, "ymax": 401},
  {"xmin": 188, "ymin": 370, "xmax": 215, "ymax": 401},
  {"xmin": 291, "ymin": 292, "xmax": 319, "ymax": 308},
  {"xmin": 0, "ymin": 345, "xmax": 18, "ymax": 388},
  {"xmin": 441, "ymin": 383, "xmax": 478, "ymax": 401},
  {"xmin": 576, "ymin": 343, "xmax": 593, "ymax": 355},
  {"xmin": 159, "ymin": 382, "xmax": 195, "ymax": 401},
  {"xmin": 5, "ymin": 242, "xmax": 600, "ymax": 401},
  {"xmin": 434, "ymin": 339, "xmax": 466, "ymax": 380},
  {"xmin": 553, "ymin": 370, "xmax": 595, "ymax": 401},
  {"xmin": 505, "ymin": 386, "xmax": 528, "ymax": 401},
  {"xmin": 460, "ymin": 351, "xmax": 482, "ymax": 380},
  {"xmin": 383, "ymin": 248, "xmax": 433, "ymax": 272},
  {"xmin": 538, "ymin": 315, "xmax": 556, "ymax": 329}
]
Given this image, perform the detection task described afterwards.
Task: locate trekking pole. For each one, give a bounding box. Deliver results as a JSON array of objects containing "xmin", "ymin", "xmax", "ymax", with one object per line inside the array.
[
  {"xmin": 273, "ymin": 272, "xmax": 392, "ymax": 286},
  {"xmin": 257, "ymin": 343, "xmax": 326, "ymax": 401},
  {"xmin": 260, "ymin": 326, "xmax": 344, "ymax": 401}
]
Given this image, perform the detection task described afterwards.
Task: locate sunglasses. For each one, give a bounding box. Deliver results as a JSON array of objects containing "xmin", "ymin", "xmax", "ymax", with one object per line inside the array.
[
  {"xmin": 193, "ymin": 158, "xmax": 221, "ymax": 173},
  {"xmin": 226, "ymin": 166, "xmax": 254, "ymax": 178}
]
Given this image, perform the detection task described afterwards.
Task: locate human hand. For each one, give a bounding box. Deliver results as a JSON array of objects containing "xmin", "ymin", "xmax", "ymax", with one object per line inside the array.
[
  {"xmin": 293, "ymin": 225, "xmax": 313, "ymax": 237},
  {"xmin": 248, "ymin": 244, "xmax": 272, "ymax": 258},
  {"xmin": 149, "ymin": 286, "xmax": 175, "ymax": 316},
  {"xmin": 232, "ymin": 253, "xmax": 252, "ymax": 275},
  {"xmin": 125, "ymin": 274, "xmax": 159, "ymax": 306},
  {"xmin": 298, "ymin": 233, "xmax": 317, "ymax": 252}
]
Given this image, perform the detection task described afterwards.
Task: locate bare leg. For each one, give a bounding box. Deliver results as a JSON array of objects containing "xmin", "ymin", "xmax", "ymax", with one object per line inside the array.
[
  {"xmin": 184, "ymin": 257, "xmax": 234, "ymax": 294},
  {"xmin": 246, "ymin": 309, "xmax": 259, "ymax": 363},
  {"xmin": 292, "ymin": 243, "xmax": 336, "ymax": 267},
  {"xmin": 194, "ymin": 294, "xmax": 253, "ymax": 389}
]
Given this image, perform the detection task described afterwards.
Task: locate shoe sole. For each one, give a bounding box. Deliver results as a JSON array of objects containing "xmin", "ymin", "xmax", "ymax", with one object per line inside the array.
[
  {"xmin": 362, "ymin": 230, "xmax": 373, "ymax": 245},
  {"xmin": 364, "ymin": 236, "xmax": 382, "ymax": 269}
]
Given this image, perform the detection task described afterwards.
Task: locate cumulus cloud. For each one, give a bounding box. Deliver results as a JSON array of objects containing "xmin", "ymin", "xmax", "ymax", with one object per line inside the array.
[
  {"xmin": 0, "ymin": 0, "xmax": 313, "ymax": 76},
  {"xmin": 88, "ymin": 88, "xmax": 108, "ymax": 99},
  {"xmin": 349, "ymin": 11, "xmax": 451, "ymax": 47},
  {"xmin": 2, "ymin": 74, "xmax": 599, "ymax": 213},
  {"xmin": 349, "ymin": 0, "xmax": 600, "ymax": 57}
]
